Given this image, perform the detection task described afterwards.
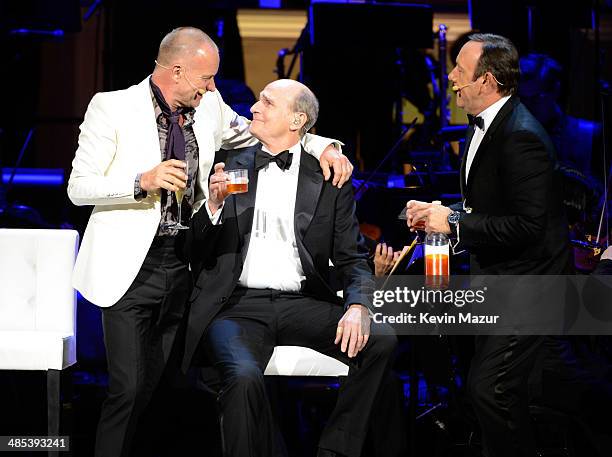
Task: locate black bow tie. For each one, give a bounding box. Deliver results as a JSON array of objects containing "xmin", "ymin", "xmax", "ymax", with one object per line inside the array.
[
  {"xmin": 255, "ymin": 148, "xmax": 293, "ymax": 171},
  {"xmin": 468, "ymin": 114, "xmax": 485, "ymax": 130}
]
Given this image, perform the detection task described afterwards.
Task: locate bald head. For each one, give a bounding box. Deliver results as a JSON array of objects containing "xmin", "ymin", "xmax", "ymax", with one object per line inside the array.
[
  {"xmin": 268, "ymin": 79, "xmax": 319, "ymax": 137},
  {"xmin": 156, "ymin": 27, "xmax": 218, "ymax": 66},
  {"xmin": 152, "ymin": 27, "xmax": 220, "ymax": 111},
  {"xmin": 249, "ymin": 79, "xmax": 320, "ymax": 152}
]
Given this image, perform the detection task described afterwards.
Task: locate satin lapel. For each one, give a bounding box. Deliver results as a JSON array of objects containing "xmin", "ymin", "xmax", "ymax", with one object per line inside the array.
[
  {"xmin": 466, "ymin": 97, "xmax": 517, "ymax": 192},
  {"xmin": 460, "ymin": 125, "xmax": 475, "ymax": 198},
  {"xmin": 233, "ymin": 147, "xmax": 259, "ymax": 256},
  {"xmin": 294, "ymin": 151, "xmax": 324, "ymax": 245}
]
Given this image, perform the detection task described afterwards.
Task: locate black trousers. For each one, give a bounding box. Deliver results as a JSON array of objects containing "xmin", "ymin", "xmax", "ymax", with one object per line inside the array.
[
  {"xmin": 203, "ymin": 288, "xmax": 398, "ymax": 457},
  {"xmin": 95, "ymin": 236, "xmax": 191, "ymax": 457},
  {"xmin": 468, "ymin": 335, "xmax": 545, "ymax": 457}
]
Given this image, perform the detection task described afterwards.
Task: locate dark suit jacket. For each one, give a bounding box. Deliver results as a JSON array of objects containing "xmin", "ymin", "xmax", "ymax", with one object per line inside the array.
[
  {"xmin": 453, "ymin": 96, "xmax": 573, "ymax": 274},
  {"xmin": 182, "ymin": 145, "xmax": 373, "ymax": 370}
]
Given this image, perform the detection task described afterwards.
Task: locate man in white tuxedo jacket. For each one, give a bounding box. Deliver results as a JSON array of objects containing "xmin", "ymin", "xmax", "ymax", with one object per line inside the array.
[{"xmin": 67, "ymin": 27, "xmax": 352, "ymax": 457}]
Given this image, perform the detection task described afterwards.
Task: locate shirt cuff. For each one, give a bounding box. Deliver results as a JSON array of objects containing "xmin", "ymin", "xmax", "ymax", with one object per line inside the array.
[
  {"xmin": 205, "ymin": 200, "xmax": 224, "ymax": 225},
  {"xmin": 134, "ymin": 173, "xmax": 147, "ymax": 200}
]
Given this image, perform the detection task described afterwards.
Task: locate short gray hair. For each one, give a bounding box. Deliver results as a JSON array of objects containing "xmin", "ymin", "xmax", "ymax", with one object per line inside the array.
[
  {"xmin": 293, "ymin": 86, "xmax": 319, "ymax": 137},
  {"xmin": 157, "ymin": 27, "xmax": 218, "ymax": 64}
]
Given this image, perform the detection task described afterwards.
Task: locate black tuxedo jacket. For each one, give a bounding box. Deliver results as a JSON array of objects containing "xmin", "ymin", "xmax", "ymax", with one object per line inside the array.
[
  {"xmin": 454, "ymin": 96, "xmax": 573, "ymax": 274},
  {"xmin": 182, "ymin": 144, "xmax": 373, "ymax": 370}
]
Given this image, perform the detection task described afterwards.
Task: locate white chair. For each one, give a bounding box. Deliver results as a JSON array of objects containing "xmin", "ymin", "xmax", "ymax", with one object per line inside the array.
[
  {"xmin": 264, "ymin": 346, "xmax": 349, "ymax": 377},
  {"xmin": 263, "ymin": 346, "xmax": 349, "ymax": 450},
  {"xmin": 0, "ymin": 228, "xmax": 79, "ymax": 439}
]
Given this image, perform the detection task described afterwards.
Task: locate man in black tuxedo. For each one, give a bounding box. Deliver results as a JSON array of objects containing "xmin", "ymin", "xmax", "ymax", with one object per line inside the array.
[
  {"xmin": 406, "ymin": 34, "xmax": 573, "ymax": 457},
  {"xmin": 183, "ymin": 79, "xmax": 397, "ymax": 457}
]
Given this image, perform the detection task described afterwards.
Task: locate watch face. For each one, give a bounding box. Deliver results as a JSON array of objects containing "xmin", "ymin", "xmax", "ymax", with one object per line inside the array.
[{"xmin": 448, "ymin": 212, "xmax": 460, "ymax": 224}]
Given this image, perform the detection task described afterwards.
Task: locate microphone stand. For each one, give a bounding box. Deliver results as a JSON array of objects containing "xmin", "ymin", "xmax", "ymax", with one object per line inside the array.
[
  {"xmin": 84, "ymin": 0, "xmax": 104, "ymax": 22},
  {"xmin": 595, "ymin": 1, "xmax": 609, "ymax": 249},
  {"xmin": 0, "ymin": 128, "xmax": 35, "ymax": 224},
  {"xmin": 354, "ymin": 117, "xmax": 419, "ymax": 201},
  {"xmin": 275, "ymin": 25, "xmax": 309, "ymax": 80},
  {"xmin": 596, "ymin": 90, "xmax": 610, "ymax": 248}
]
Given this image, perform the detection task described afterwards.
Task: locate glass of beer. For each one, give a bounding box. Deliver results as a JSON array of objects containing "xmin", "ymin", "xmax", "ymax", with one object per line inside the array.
[{"xmin": 226, "ymin": 169, "xmax": 248, "ymax": 194}]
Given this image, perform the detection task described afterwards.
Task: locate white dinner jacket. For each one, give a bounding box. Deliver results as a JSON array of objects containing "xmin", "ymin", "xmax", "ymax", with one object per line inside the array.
[{"xmin": 68, "ymin": 77, "xmax": 332, "ymax": 307}]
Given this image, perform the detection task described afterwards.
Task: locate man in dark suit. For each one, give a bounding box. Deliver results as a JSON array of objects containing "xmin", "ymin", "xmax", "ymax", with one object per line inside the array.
[
  {"xmin": 406, "ymin": 34, "xmax": 573, "ymax": 457},
  {"xmin": 183, "ymin": 79, "xmax": 397, "ymax": 457}
]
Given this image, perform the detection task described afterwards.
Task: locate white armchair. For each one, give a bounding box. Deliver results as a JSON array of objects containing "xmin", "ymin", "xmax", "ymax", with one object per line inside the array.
[
  {"xmin": 263, "ymin": 347, "xmax": 348, "ymax": 452},
  {"xmin": 0, "ymin": 229, "xmax": 79, "ymax": 439}
]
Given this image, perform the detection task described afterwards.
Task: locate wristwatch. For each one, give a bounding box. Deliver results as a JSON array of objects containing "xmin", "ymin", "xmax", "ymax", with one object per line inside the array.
[{"xmin": 447, "ymin": 210, "xmax": 461, "ymax": 236}]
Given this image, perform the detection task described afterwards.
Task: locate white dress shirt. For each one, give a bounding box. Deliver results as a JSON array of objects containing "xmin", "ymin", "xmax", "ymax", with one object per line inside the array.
[
  {"xmin": 465, "ymin": 95, "xmax": 511, "ymax": 183},
  {"xmin": 238, "ymin": 141, "xmax": 305, "ymax": 291}
]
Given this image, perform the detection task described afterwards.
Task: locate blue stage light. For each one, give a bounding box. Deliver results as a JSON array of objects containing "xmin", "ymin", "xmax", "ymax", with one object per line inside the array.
[
  {"xmin": 2, "ymin": 169, "xmax": 65, "ymax": 187},
  {"xmin": 9, "ymin": 29, "xmax": 65, "ymax": 38}
]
